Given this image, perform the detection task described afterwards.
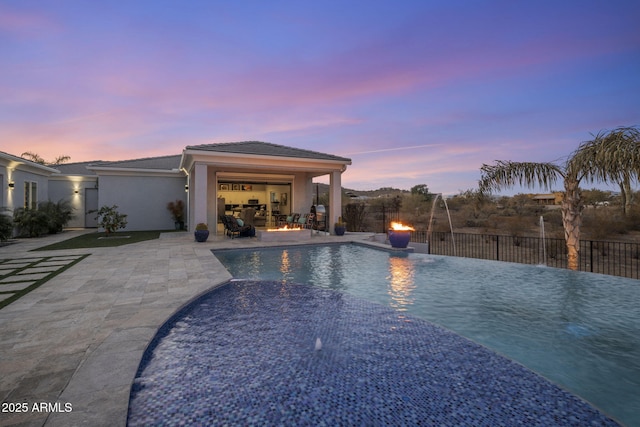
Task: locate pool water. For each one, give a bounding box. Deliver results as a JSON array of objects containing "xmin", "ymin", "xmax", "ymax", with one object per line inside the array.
[
  {"xmin": 128, "ymin": 280, "xmax": 619, "ymax": 426},
  {"xmin": 213, "ymin": 243, "xmax": 640, "ymax": 426}
]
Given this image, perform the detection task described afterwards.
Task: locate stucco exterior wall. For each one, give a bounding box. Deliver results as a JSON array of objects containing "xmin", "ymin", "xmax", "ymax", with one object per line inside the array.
[
  {"xmin": 293, "ymin": 173, "xmax": 314, "ymax": 214},
  {"xmin": 4, "ymin": 169, "xmax": 50, "ymax": 211},
  {"xmin": 98, "ymin": 174, "xmax": 187, "ymax": 231},
  {"xmin": 48, "ymin": 177, "xmax": 99, "ymax": 228},
  {"xmin": 0, "ymin": 164, "xmax": 8, "ymax": 210}
]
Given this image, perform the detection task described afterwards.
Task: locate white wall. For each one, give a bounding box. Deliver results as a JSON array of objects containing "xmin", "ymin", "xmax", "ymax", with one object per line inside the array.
[
  {"xmin": 48, "ymin": 177, "xmax": 98, "ymax": 228},
  {"xmin": 293, "ymin": 173, "xmax": 315, "ymax": 214},
  {"xmin": 6, "ymin": 169, "xmax": 50, "ymax": 210},
  {"xmin": 99, "ymin": 174, "xmax": 187, "ymax": 231}
]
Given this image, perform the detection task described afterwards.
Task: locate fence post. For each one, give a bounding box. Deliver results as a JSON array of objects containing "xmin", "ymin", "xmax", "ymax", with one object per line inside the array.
[
  {"xmin": 590, "ymin": 240, "xmax": 594, "ymax": 273},
  {"xmin": 496, "ymin": 235, "xmax": 499, "ymax": 261}
]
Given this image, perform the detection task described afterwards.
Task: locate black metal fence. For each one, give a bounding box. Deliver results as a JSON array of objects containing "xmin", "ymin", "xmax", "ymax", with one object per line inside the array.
[
  {"xmin": 412, "ymin": 230, "xmax": 640, "ymax": 280},
  {"xmin": 357, "ymin": 205, "xmax": 399, "ymax": 234}
]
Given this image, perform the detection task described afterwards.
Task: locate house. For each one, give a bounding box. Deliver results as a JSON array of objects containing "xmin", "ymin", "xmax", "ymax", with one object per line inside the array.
[
  {"xmin": 1, "ymin": 142, "xmax": 352, "ymax": 235},
  {"xmin": 532, "ymin": 192, "xmax": 563, "ymax": 206},
  {"xmin": 0, "ymin": 151, "xmax": 58, "ymax": 212}
]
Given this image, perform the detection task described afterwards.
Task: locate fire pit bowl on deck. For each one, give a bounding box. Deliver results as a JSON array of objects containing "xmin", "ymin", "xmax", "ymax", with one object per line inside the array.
[{"xmin": 388, "ymin": 222, "xmax": 414, "ymax": 248}]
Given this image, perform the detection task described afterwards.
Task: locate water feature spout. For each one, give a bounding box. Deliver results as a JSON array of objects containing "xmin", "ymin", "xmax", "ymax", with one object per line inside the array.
[
  {"xmin": 539, "ymin": 216, "xmax": 546, "ymax": 266},
  {"xmin": 427, "ymin": 194, "xmax": 456, "ymax": 256}
]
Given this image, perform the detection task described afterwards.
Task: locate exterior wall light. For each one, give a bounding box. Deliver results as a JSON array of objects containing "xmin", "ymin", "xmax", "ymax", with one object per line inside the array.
[
  {"xmin": 8, "ymin": 182, "xmax": 14, "ymax": 189},
  {"xmin": 185, "ymin": 184, "xmax": 189, "ymax": 192},
  {"xmin": 74, "ymin": 189, "xmax": 79, "ymax": 194}
]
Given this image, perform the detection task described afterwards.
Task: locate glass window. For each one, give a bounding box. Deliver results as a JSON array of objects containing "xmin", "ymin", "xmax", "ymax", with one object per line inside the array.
[{"xmin": 24, "ymin": 182, "xmax": 37, "ymax": 209}]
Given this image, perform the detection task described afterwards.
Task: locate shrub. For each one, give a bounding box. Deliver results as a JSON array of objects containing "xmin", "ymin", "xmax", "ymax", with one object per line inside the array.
[
  {"xmin": 12, "ymin": 200, "xmax": 75, "ymax": 238},
  {"xmin": 344, "ymin": 203, "xmax": 367, "ymax": 232},
  {"xmin": 13, "ymin": 208, "xmax": 48, "ymax": 237},
  {"xmin": 94, "ymin": 205, "xmax": 128, "ymax": 236},
  {"xmin": 0, "ymin": 211, "xmax": 13, "ymax": 241},
  {"xmin": 38, "ymin": 200, "xmax": 74, "ymax": 234},
  {"xmin": 624, "ymin": 206, "xmax": 640, "ymax": 231},
  {"xmin": 583, "ymin": 209, "xmax": 627, "ymax": 240},
  {"xmin": 503, "ymin": 216, "xmax": 532, "ymax": 246},
  {"xmin": 167, "ymin": 200, "xmax": 185, "ymax": 223}
]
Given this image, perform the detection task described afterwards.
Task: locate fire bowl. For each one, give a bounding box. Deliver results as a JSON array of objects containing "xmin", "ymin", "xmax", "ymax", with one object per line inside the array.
[{"xmin": 388, "ymin": 230, "xmax": 411, "ymax": 248}]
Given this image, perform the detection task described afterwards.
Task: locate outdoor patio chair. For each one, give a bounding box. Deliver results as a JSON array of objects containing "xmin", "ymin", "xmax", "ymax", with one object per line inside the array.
[
  {"xmin": 304, "ymin": 213, "xmax": 314, "ymax": 229},
  {"xmin": 297, "ymin": 214, "xmax": 308, "ymax": 228},
  {"xmin": 221, "ymin": 215, "xmax": 255, "ymax": 238},
  {"xmin": 289, "ymin": 213, "xmax": 300, "ymax": 227},
  {"xmin": 239, "ymin": 208, "xmax": 256, "ymax": 227}
]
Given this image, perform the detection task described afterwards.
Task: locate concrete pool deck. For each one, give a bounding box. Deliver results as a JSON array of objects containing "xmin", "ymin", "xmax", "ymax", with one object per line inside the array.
[{"xmin": 0, "ymin": 230, "xmax": 371, "ymax": 426}]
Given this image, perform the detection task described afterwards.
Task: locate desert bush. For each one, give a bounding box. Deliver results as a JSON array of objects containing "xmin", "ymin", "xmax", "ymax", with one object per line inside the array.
[
  {"xmin": 582, "ymin": 209, "xmax": 627, "ymax": 240},
  {"xmin": 624, "ymin": 206, "xmax": 640, "ymax": 231},
  {"xmin": 344, "ymin": 202, "xmax": 367, "ymax": 232},
  {"xmin": 502, "ymin": 216, "xmax": 533, "ymax": 246}
]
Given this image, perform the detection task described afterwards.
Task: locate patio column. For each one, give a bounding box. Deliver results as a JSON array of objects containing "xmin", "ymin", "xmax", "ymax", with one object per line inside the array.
[
  {"xmin": 329, "ymin": 170, "xmax": 342, "ymax": 234},
  {"xmin": 193, "ymin": 163, "xmax": 208, "ymax": 228}
]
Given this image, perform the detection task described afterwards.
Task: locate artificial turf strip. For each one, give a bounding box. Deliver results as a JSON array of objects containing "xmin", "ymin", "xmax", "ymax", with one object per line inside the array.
[
  {"xmin": 0, "ymin": 254, "xmax": 90, "ymax": 310},
  {"xmin": 32, "ymin": 230, "xmax": 174, "ymax": 251}
]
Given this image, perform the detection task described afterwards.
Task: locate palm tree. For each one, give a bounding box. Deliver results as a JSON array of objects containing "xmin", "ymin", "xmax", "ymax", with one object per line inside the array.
[
  {"xmin": 21, "ymin": 152, "xmax": 71, "ymax": 166},
  {"xmin": 479, "ymin": 126, "xmax": 639, "ymax": 271},
  {"xmin": 573, "ymin": 126, "xmax": 640, "ymax": 216}
]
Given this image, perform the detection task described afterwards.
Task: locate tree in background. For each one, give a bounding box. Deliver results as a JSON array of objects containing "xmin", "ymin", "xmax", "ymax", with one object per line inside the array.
[
  {"xmin": 582, "ymin": 188, "xmax": 611, "ymax": 208},
  {"xmin": 572, "ymin": 127, "xmax": 639, "ymax": 216},
  {"xmin": 480, "ymin": 126, "xmax": 640, "ymax": 271},
  {"xmin": 21, "ymin": 152, "xmax": 71, "ymax": 166},
  {"xmin": 410, "ymin": 184, "xmax": 432, "ymax": 201}
]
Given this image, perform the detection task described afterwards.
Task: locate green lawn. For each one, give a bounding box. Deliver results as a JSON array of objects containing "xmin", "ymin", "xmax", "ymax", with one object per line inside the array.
[{"xmin": 33, "ymin": 230, "xmax": 179, "ymax": 251}]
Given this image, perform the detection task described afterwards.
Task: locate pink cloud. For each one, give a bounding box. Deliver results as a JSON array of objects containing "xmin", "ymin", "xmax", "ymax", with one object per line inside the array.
[{"xmin": 0, "ymin": 5, "xmax": 59, "ymax": 37}]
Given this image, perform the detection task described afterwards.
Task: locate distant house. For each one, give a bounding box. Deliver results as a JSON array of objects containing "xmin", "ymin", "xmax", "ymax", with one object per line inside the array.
[
  {"xmin": 532, "ymin": 192, "xmax": 563, "ymax": 205},
  {"xmin": 2, "ymin": 142, "xmax": 352, "ymax": 235}
]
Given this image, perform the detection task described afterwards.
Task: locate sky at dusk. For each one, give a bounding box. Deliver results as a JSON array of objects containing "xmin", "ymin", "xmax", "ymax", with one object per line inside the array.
[{"xmin": 1, "ymin": 1, "xmax": 639, "ymax": 195}]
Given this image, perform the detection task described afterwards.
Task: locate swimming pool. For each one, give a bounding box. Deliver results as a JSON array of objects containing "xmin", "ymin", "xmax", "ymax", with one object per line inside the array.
[
  {"xmin": 212, "ymin": 243, "xmax": 639, "ymax": 426},
  {"xmin": 128, "ymin": 243, "xmax": 638, "ymax": 426}
]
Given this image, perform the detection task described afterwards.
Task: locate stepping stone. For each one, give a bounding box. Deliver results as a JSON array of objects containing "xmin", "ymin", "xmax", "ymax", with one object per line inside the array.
[
  {"xmin": 20, "ymin": 266, "xmax": 61, "ymax": 274},
  {"xmin": 3, "ymin": 258, "xmax": 43, "ymax": 264},
  {"xmin": 0, "ymin": 263, "xmax": 31, "ymax": 269},
  {"xmin": 0, "ymin": 273, "xmax": 49, "ymax": 282},
  {"xmin": 0, "ymin": 282, "xmax": 36, "ymax": 292},
  {"xmin": 36, "ymin": 261, "xmax": 74, "ymax": 267}
]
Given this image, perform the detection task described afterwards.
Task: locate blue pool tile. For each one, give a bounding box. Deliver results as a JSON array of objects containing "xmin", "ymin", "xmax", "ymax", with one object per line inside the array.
[{"xmin": 127, "ymin": 281, "xmax": 620, "ymax": 426}]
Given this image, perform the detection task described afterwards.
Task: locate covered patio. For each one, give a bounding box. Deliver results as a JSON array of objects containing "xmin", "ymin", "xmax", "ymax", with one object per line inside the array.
[{"xmin": 180, "ymin": 142, "xmax": 352, "ymax": 235}]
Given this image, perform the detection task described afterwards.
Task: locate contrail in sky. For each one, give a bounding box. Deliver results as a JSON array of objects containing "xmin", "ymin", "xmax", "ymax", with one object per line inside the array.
[{"xmin": 343, "ymin": 143, "xmax": 443, "ymax": 156}]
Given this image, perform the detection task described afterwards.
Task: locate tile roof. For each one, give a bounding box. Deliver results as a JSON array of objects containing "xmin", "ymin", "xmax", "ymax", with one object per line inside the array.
[
  {"xmin": 186, "ymin": 141, "xmax": 351, "ymax": 163},
  {"xmin": 53, "ymin": 161, "xmax": 105, "ymax": 175},
  {"xmin": 90, "ymin": 155, "xmax": 182, "ymax": 170}
]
